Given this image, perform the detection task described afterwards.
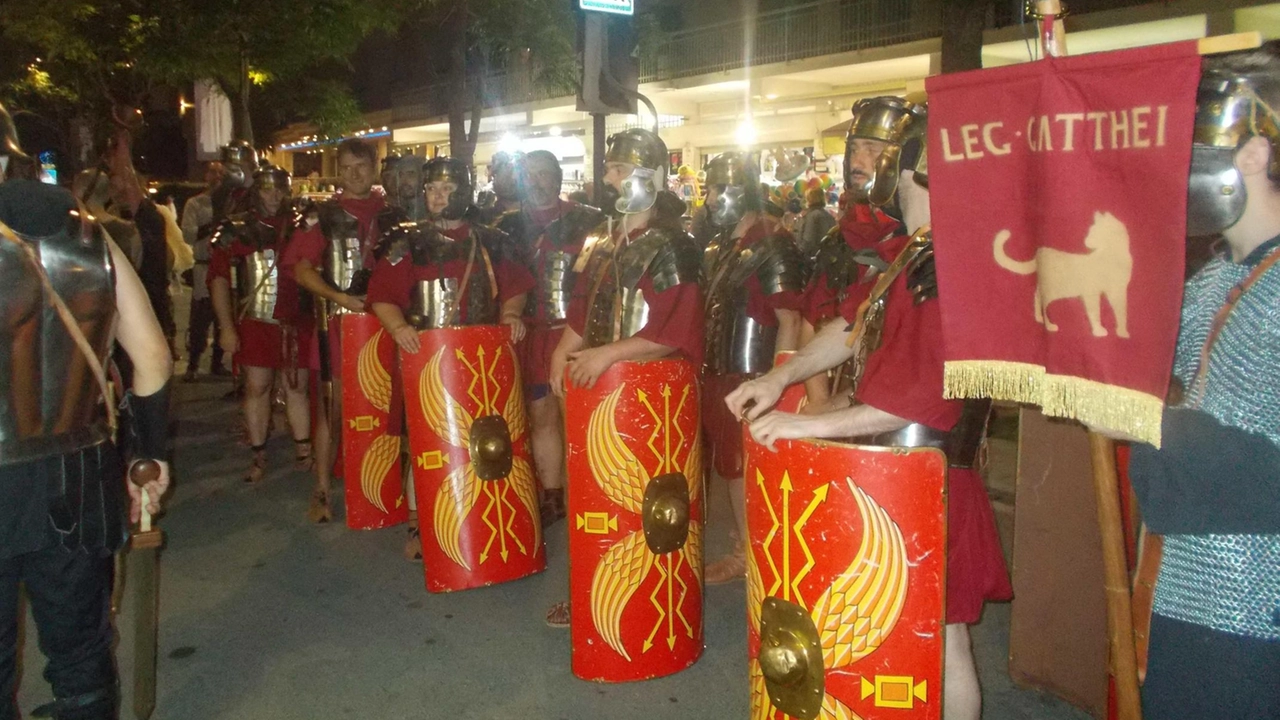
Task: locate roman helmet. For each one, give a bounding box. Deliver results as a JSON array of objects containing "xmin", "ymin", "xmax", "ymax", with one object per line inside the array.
[
  {"xmin": 221, "ymin": 140, "xmax": 259, "ymax": 188},
  {"xmin": 423, "ymin": 156, "xmax": 474, "ymax": 221},
  {"xmin": 0, "ymin": 101, "xmax": 33, "ymax": 181},
  {"xmin": 703, "ymin": 151, "xmax": 758, "ymax": 228},
  {"xmin": 253, "ymin": 165, "xmax": 291, "ymax": 191},
  {"xmin": 1187, "ymin": 70, "xmax": 1280, "ymax": 236},
  {"xmin": 845, "ymin": 96, "xmax": 927, "ymax": 208},
  {"xmin": 605, "ymin": 128, "xmax": 668, "ymax": 215}
]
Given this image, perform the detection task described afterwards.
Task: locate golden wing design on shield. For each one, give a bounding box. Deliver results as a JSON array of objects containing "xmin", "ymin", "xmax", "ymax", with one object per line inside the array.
[
  {"xmin": 747, "ymin": 546, "xmax": 766, "ymax": 635},
  {"xmin": 420, "ymin": 346, "xmax": 473, "ymax": 448},
  {"xmin": 590, "ymin": 529, "xmax": 655, "ymax": 661},
  {"xmin": 820, "ymin": 694, "xmax": 862, "ymax": 720},
  {"xmin": 509, "ymin": 455, "xmax": 542, "ymax": 553},
  {"xmin": 357, "ymin": 329, "xmax": 393, "ymax": 413},
  {"xmin": 586, "ymin": 384, "xmax": 648, "ymax": 514},
  {"xmin": 503, "ymin": 376, "xmax": 527, "ymax": 443},
  {"xmin": 681, "ymin": 516, "xmax": 703, "ymax": 586},
  {"xmin": 808, "ymin": 478, "xmax": 908, "ymax": 669},
  {"xmin": 359, "ymin": 435, "xmax": 401, "ymax": 513},
  {"xmin": 683, "ymin": 421, "xmax": 703, "ymax": 504},
  {"xmin": 434, "ymin": 463, "xmax": 482, "ymax": 570},
  {"xmin": 749, "ymin": 660, "xmax": 772, "ymax": 720}
]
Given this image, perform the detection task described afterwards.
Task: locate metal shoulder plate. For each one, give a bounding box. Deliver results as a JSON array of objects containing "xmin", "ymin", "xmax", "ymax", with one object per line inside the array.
[
  {"xmin": 548, "ymin": 204, "xmax": 606, "ymax": 249},
  {"xmin": 210, "ymin": 212, "xmax": 253, "ymax": 250},
  {"xmin": 619, "ymin": 226, "xmax": 701, "ymax": 294},
  {"xmin": 317, "ymin": 199, "xmax": 356, "ymax": 238},
  {"xmin": 474, "ymin": 224, "xmax": 516, "ymax": 265},
  {"xmin": 495, "ymin": 210, "xmax": 525, "ymax": 240},
  {"xmin": 572, "ymin": 220, "xmax": 615, "ymax": 275},
  {"xmin": 742, "ymin": 232, "xmax": 806, "ymax": 295}
]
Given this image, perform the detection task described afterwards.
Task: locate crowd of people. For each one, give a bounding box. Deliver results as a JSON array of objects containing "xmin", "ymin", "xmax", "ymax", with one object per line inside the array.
[{"xmin": 1, "ymin": 41, "xmax": 1277, "ymax": 720}]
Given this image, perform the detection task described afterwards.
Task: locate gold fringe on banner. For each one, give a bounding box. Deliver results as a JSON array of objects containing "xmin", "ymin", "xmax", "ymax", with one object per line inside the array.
[
  {"xmin": 943, "ymin": 360, "xmax": 1045, "ymax": 405},
  {"xmin": 944, "ymin": 360, "xmax": 1164, "ymax": 448},
  {"xmin": 1042, "ymin": 374, "xmax": 1164, "ymax": 448}
]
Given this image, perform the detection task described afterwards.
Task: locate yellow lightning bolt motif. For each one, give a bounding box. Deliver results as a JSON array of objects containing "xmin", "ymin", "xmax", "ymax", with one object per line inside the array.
[
  {"xmin": 479, "ymin": 483, "xmax": 502, "ymax": 564},
  {"xmin": 790, "ymin": 483, "xmax": 830, "ymax": 610},
  {"xmin": 672, "ymin": 552, "xmax": 694, "ymax": 637},
  {"xmin": 500, "ymin": 481, "xmax": 527, "ymax": 556},
  {"xmin": 757, "ymin": 469, "xmax": 783, "ymax": 598},
  {"xmin": 781, "ymin": 471, "xmax": 793, "ymax": 602},
  {"xmin": 636, "ymin": 389, "xmax": 665, "ymax": 471}
]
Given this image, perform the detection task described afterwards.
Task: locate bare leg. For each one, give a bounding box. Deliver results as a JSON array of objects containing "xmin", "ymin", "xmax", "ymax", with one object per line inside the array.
[
  {"xmin": 530, "ymin": 395, "xmax": 567, "ymax": 526},
  {"xmin": 283, "ymin": 369, "xmax": 312, "ymax": 439},
  {"xmin": 308, "ymin": 387, "xmax": 335, "ymax": 522},
  {"xmin": 404, "ymin": 462, "xmax": 421, "ymax": 561},
  {"xmin": 242, "ymin": 366, "xmax": 274, "ymax": 483},
  {"xmin": 944, "ymin": 623, "xmax": 982, "ymax": 720},
  {"xmin": 706, "ymin": 472, "xmax": 748, "ymax": 585}
]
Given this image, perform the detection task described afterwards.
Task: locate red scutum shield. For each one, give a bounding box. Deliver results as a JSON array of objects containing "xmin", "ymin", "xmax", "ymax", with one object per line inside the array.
[
  {"xmin": 338, "ymin": 313, "xmax": 408, "ymax": 530},
  {"xmin": 745, "ymin": 435, "xmax": 946, "ymax": 720},
  {"xmin": 400, "ymin": 325, "xmax": 546, "ymax": 593},
  {"xmin": 564, "ymin": 359, "xmax": 705, "ymax": 682}
]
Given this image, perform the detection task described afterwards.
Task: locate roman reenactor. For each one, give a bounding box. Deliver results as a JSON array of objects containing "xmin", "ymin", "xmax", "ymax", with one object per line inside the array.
[
  {"xmin": 496, "ymin": 150, "xmax": 605, "ymax": 526},
  {"xmin": 286, "ymin": 138, "xmax": 406, "ymax": 529},
  {"xmin": 799, "ymin": 97, "xmax": 913, "ymax": 412},
  {"xmin": 1123, "ymin": 48, "xmax": 1280, "ymax": 720},
  {"xmin": 209, "ymin": 165, "xmax": 313, "ymax": 484},
  {"xmin": 479, "ymin": 150, "xmax": 522, "ymax": 226},
  {"xmin": 368, "ymin": 156, "xmax": 544, "ymax": 590},
  {"xmin": 549, "ymin": 129, "xmax": 706, "ymax": 682},
  {"xmin": 384, "ymin": 153, "xmax": 427, "ymax": 223},
  {"xmin": 725, "ymin": 102, "xmax": 1010, "ymax": 720},
  {"xmin": 1, "ymin": 101, "xmax": 173, "ymax": 720},
  {"xmin": 697, "ymin": 151, "xmax": 806, "ymax": 584}
]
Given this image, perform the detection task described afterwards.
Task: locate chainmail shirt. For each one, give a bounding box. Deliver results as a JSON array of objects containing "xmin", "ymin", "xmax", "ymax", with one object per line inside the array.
[{"xmin": 1158, "ymin": 239, "xmax": 1280, "ymax": 639}]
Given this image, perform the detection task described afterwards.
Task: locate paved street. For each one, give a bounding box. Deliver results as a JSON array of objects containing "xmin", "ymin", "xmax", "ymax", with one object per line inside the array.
[{"xmin": 14, "ymin": 291, "xmax": 1092, "ymax": 719}]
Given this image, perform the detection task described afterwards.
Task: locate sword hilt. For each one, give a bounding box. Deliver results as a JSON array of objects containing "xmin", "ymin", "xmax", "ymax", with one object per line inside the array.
[{"xmin": 130, "ymin": 459, "xmax": 162, "ymax": 534}]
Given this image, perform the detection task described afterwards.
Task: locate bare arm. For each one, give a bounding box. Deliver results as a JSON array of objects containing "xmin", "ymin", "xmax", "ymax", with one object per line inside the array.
[
  {"xmin": 372, "ymin": 301, "xmax": 420, "ymax": 354},
  {"xmin": 211, "ymin": 277, "xmax": 239, "ymax": 355},
  {"xmin": 748, "ymin": 403, "xmax": 910, "ymax": 451},
  {"xmin": 110, "ymin": 239, "xmax": 173, "ymax": 395},
  {"xmin": 295, "ymin": 258, "xmax": 364, "ymax": 312},
  {"xmin": 773, "ymin": 308, "xmax": 801, "ymax": 354},
  {"xmin": 550, "ymin": 326, "xmax": 586, "ymax": 398},
  {"xmin": 799, "ymin": 319, "xmax": 832, "ymax": 406},
  {"xmin": 501, "ymin": 292, "xmax": 528, "ymax": 343},
  {"xmin": 566, "ymin": 336, "xmax": 674, "ymax": 391},
  {"xmin": 726, "ymin": 318, "xmax": 858, "ymax": 421}
]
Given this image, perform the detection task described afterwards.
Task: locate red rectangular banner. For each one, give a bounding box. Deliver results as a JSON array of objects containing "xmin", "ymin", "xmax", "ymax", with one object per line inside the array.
[{"xmin": 926, "ymin": 43, "xmax": 1201, "ymax": 446}]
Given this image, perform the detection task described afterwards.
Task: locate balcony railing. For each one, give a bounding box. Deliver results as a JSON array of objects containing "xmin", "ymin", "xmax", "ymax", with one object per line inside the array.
[
  {"xmin": 640, "ymin": 0, "xmax": 940, "ymax": 82},
  {"xmin": 390, "ymin": 0, "xmax": 1178, "ymax": 124}
]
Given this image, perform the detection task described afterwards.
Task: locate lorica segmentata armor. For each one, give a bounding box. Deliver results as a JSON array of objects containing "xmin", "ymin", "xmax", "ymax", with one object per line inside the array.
[
  {"xmin": 0, "ymin": 210, "xmax": 116, "ymax": 465},
  {"xmin": 389, "ymin": 223, "xmax": 504, "ymax": 330},
  {"xmin": 702, "ymin": 229, "xmax": 805, "ymax": 376},
  {"xmin": 578, "ymin": 224, "xmax": 701, "ymax": 349},
  {"xmin": 517, "ymin": 204, "xmax": 605, "ymax": 324},
  {"xmin": 319, "ymin": 201, "xmax": 365, "ymax": 308},
  {"xmin": 234, "ymin": 247, "xmax": 279, "ymax": 323}
]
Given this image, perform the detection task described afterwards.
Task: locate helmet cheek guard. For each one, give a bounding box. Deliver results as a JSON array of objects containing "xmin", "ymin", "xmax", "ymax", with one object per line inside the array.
[
  {"xmin": 1186, "ymin": 73, "xmax": 1280, "ymax": 235},
  {"xmin": 617, "ymin": 166, "xmax": 660, "ymax": 215}
]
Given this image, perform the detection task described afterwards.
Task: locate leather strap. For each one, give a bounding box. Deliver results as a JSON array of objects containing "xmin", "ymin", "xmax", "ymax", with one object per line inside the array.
[{"xmin": 0, "ymin": 211, "xmax": 118, "ymax": 434}]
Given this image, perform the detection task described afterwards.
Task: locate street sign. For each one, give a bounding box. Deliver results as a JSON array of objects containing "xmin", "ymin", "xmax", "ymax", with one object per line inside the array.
[{"xmin": 579, "ymin": 0, "xmax": 633, "ymax": 16}]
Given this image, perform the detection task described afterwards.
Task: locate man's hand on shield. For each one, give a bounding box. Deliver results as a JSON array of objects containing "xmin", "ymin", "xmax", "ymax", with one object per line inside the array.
[
  {"xmin": 725, "ymin": 372, "xmax": 787, "ymax": 423},
  {"xmin": 566, "ymin": 345, "xmax": 616, "ymax": 390},
  {"xmin": 747, "ymin": 411, "xmax": 826, "ymax": 452},
  {"xmin": 337, "ymin": 293, "xmax": 366, "ymax": 313},
  {"xmin": 391, "ymin": 324, "xmax": 421, "ymax": 354}
]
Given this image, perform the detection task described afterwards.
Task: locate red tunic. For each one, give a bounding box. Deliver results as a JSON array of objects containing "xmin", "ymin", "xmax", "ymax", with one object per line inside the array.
[
  {"xmin": 802, "ymin": 204, "xmax": 901, "ymax": 325},
  {"xmin": 208, "ymin": 212, "xmax": 312, "ymax": 370},
  {"xmin": 840, "ymin": 233, "xmax": 1012, "ymax": 625},
  {"xmin": 566, "ymin": 226, "xmax": 705, "ymax": 368},
  {"xmin": 365, "ymin": 223, "xmax": 536, "ymax": 322}
]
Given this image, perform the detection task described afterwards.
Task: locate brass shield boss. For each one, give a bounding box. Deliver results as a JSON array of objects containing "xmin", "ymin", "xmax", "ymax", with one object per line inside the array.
[
  {"xmin": 642, "ymin": 473, "xmax": 691, "ymax": 554},
  {"xmin": 759, "ymin": 597, "xmax": 824, "ymax": 720},
  {"xmin": 469, "ymin": 414, "xmax": 513, "ymax": 481}
]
